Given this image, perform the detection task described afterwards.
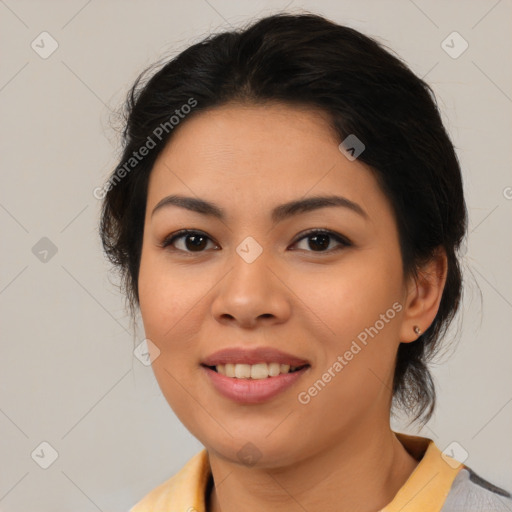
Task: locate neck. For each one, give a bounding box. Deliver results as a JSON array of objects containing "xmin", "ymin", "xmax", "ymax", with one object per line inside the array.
[{"xmin": 207, "ymin": 425, "xmax": 419, "ymax": 512}]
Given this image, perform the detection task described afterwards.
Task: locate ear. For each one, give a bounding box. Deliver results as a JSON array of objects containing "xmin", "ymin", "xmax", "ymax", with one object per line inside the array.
[{"xmin": 399, "ymin": 246, "xmax": 448, "ymax": 343}]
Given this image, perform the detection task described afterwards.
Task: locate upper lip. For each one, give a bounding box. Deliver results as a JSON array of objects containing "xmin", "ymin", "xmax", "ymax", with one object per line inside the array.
[{"xmin": 202, "ymin": 347, "xmax": 310, "ymax": 367}]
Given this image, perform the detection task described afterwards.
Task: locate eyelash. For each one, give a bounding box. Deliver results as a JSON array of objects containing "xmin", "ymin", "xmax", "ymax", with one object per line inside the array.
[{"xmin": 160, "ymin": 228, "xmax": 352, "ymax": 255}]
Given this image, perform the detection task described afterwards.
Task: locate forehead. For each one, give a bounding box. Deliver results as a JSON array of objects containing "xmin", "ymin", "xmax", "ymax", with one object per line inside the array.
[
  {"xmin": 158, "ymin": 101, "xmax": 339, "ymax": 167},
  {"xmin": 146, "ymin": 102, "xmax": 391, "ymax": 225}
]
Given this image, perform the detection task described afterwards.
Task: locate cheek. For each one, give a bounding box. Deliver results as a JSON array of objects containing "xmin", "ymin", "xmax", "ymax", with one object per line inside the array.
[
  {"xmin": 138, "ymin": 250, "xmax": 206, "ymax": 425},
  {"xmin": 138, "ymin": 249, "xmax": 203, "ymax": 340},
  {"xmin": 295, "ymin": 254, "xmax": 403, "ymax": 341}
]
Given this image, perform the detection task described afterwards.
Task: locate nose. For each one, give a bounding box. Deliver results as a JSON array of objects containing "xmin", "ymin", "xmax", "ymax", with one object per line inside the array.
[{"xmin": 210, "ymin": 245, "xmax": 292, "ymax": 329}]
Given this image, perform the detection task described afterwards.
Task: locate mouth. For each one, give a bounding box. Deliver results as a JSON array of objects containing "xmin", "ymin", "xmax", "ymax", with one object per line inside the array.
[{"xmin": 200, "ymin": 347, "xmax": 311, "ymax": 403}]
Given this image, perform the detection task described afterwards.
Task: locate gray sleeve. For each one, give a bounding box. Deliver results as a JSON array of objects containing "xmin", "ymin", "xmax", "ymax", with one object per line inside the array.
[{"xmin": 440, "ymin": 468, "xmax": 512, "ymax": 512}]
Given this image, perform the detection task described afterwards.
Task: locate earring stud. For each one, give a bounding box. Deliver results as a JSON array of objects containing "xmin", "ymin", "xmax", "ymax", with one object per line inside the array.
[{"xmin": 413, "ymin": 326, "xmax": 422, "ymax": 335}]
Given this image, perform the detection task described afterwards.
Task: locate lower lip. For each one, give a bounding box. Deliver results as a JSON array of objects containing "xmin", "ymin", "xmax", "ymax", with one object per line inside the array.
[{"xmin": 201, "ymin": 365, "xmax": 309, "ymax": 404}]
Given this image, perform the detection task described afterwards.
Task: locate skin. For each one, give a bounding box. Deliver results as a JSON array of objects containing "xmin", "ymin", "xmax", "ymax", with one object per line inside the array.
[{"xmin": 137, "ymin": 102, "xmax": 448, "ymax": 512}]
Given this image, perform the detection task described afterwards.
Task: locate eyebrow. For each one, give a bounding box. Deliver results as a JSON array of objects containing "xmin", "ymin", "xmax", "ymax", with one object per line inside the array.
[{"xmin": 151, "ymin": 194, "xmax": 368, "ymax": 223}]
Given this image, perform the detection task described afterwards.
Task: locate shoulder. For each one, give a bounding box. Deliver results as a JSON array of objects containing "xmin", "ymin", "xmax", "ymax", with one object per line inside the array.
[{"xmin": 441, "ymin": 466, "xmax": 512, "ymax": 512}]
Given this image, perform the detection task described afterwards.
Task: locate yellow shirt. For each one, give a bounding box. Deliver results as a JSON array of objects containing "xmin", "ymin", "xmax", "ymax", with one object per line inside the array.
[{"xmin": 130, "ymin": 432, "xmax": 512, "ymax": 512}]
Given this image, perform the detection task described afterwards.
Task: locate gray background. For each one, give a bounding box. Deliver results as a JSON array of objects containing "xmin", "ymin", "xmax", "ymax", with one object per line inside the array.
[{"xmin": 1, "ymin": 0, "xmax": 511, "ymax": 510}]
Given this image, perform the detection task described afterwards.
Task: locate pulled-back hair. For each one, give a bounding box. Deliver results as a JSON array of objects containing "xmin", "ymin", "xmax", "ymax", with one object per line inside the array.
[{"xmin": 99, "ymin": 12, "xmax": 468, "ymax": 426}]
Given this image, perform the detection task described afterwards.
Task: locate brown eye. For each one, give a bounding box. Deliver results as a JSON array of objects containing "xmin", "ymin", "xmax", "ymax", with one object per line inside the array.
[
  {"xmin": 162, "ymin": 230, "xmax": 217, "ymax": 253},
  {"xmin": 292, "ymin": 229, "xmax": 351, "ymax": 253}
]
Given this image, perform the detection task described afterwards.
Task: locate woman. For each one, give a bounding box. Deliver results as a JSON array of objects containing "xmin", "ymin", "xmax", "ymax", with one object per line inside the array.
[{"xmin": 99, "ymin": 12, "xmax": 511, "ymax": 512}]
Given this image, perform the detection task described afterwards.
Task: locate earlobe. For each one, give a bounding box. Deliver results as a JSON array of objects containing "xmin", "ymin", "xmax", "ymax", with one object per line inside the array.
[{"xmin": 399, "ymin": 247, "xmax": 448, "ymax": 343}]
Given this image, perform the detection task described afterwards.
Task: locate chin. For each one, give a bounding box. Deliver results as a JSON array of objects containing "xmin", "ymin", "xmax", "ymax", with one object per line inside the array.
[{"xmin": 201, "ymin": 430, "xmax": 308, "ymax": 470}]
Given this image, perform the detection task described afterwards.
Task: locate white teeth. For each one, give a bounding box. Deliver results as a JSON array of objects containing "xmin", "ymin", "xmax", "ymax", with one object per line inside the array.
[
  {"xmin": 225, "ymin": 363, "xmax": 235, "ymax": 378},
  {"xmin": 268, "ymin": 362, "xmax": 281, "ymax": 377},
  {"xmin": 251, "ymin": 363, "xmax": 268, "ymax": 380},
  {"xmin": 234, "ymin": 364, "xmax": 251, "ymax": 379},
  {"xmin": 214, "ymin": 362, "xmax": 305, "ymax": 378}
]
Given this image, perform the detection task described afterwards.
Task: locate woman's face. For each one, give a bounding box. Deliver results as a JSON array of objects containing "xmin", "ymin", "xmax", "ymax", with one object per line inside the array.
[{"xmin": 138, "ymin": 102, "xmax": 414, "ymax": 467}]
